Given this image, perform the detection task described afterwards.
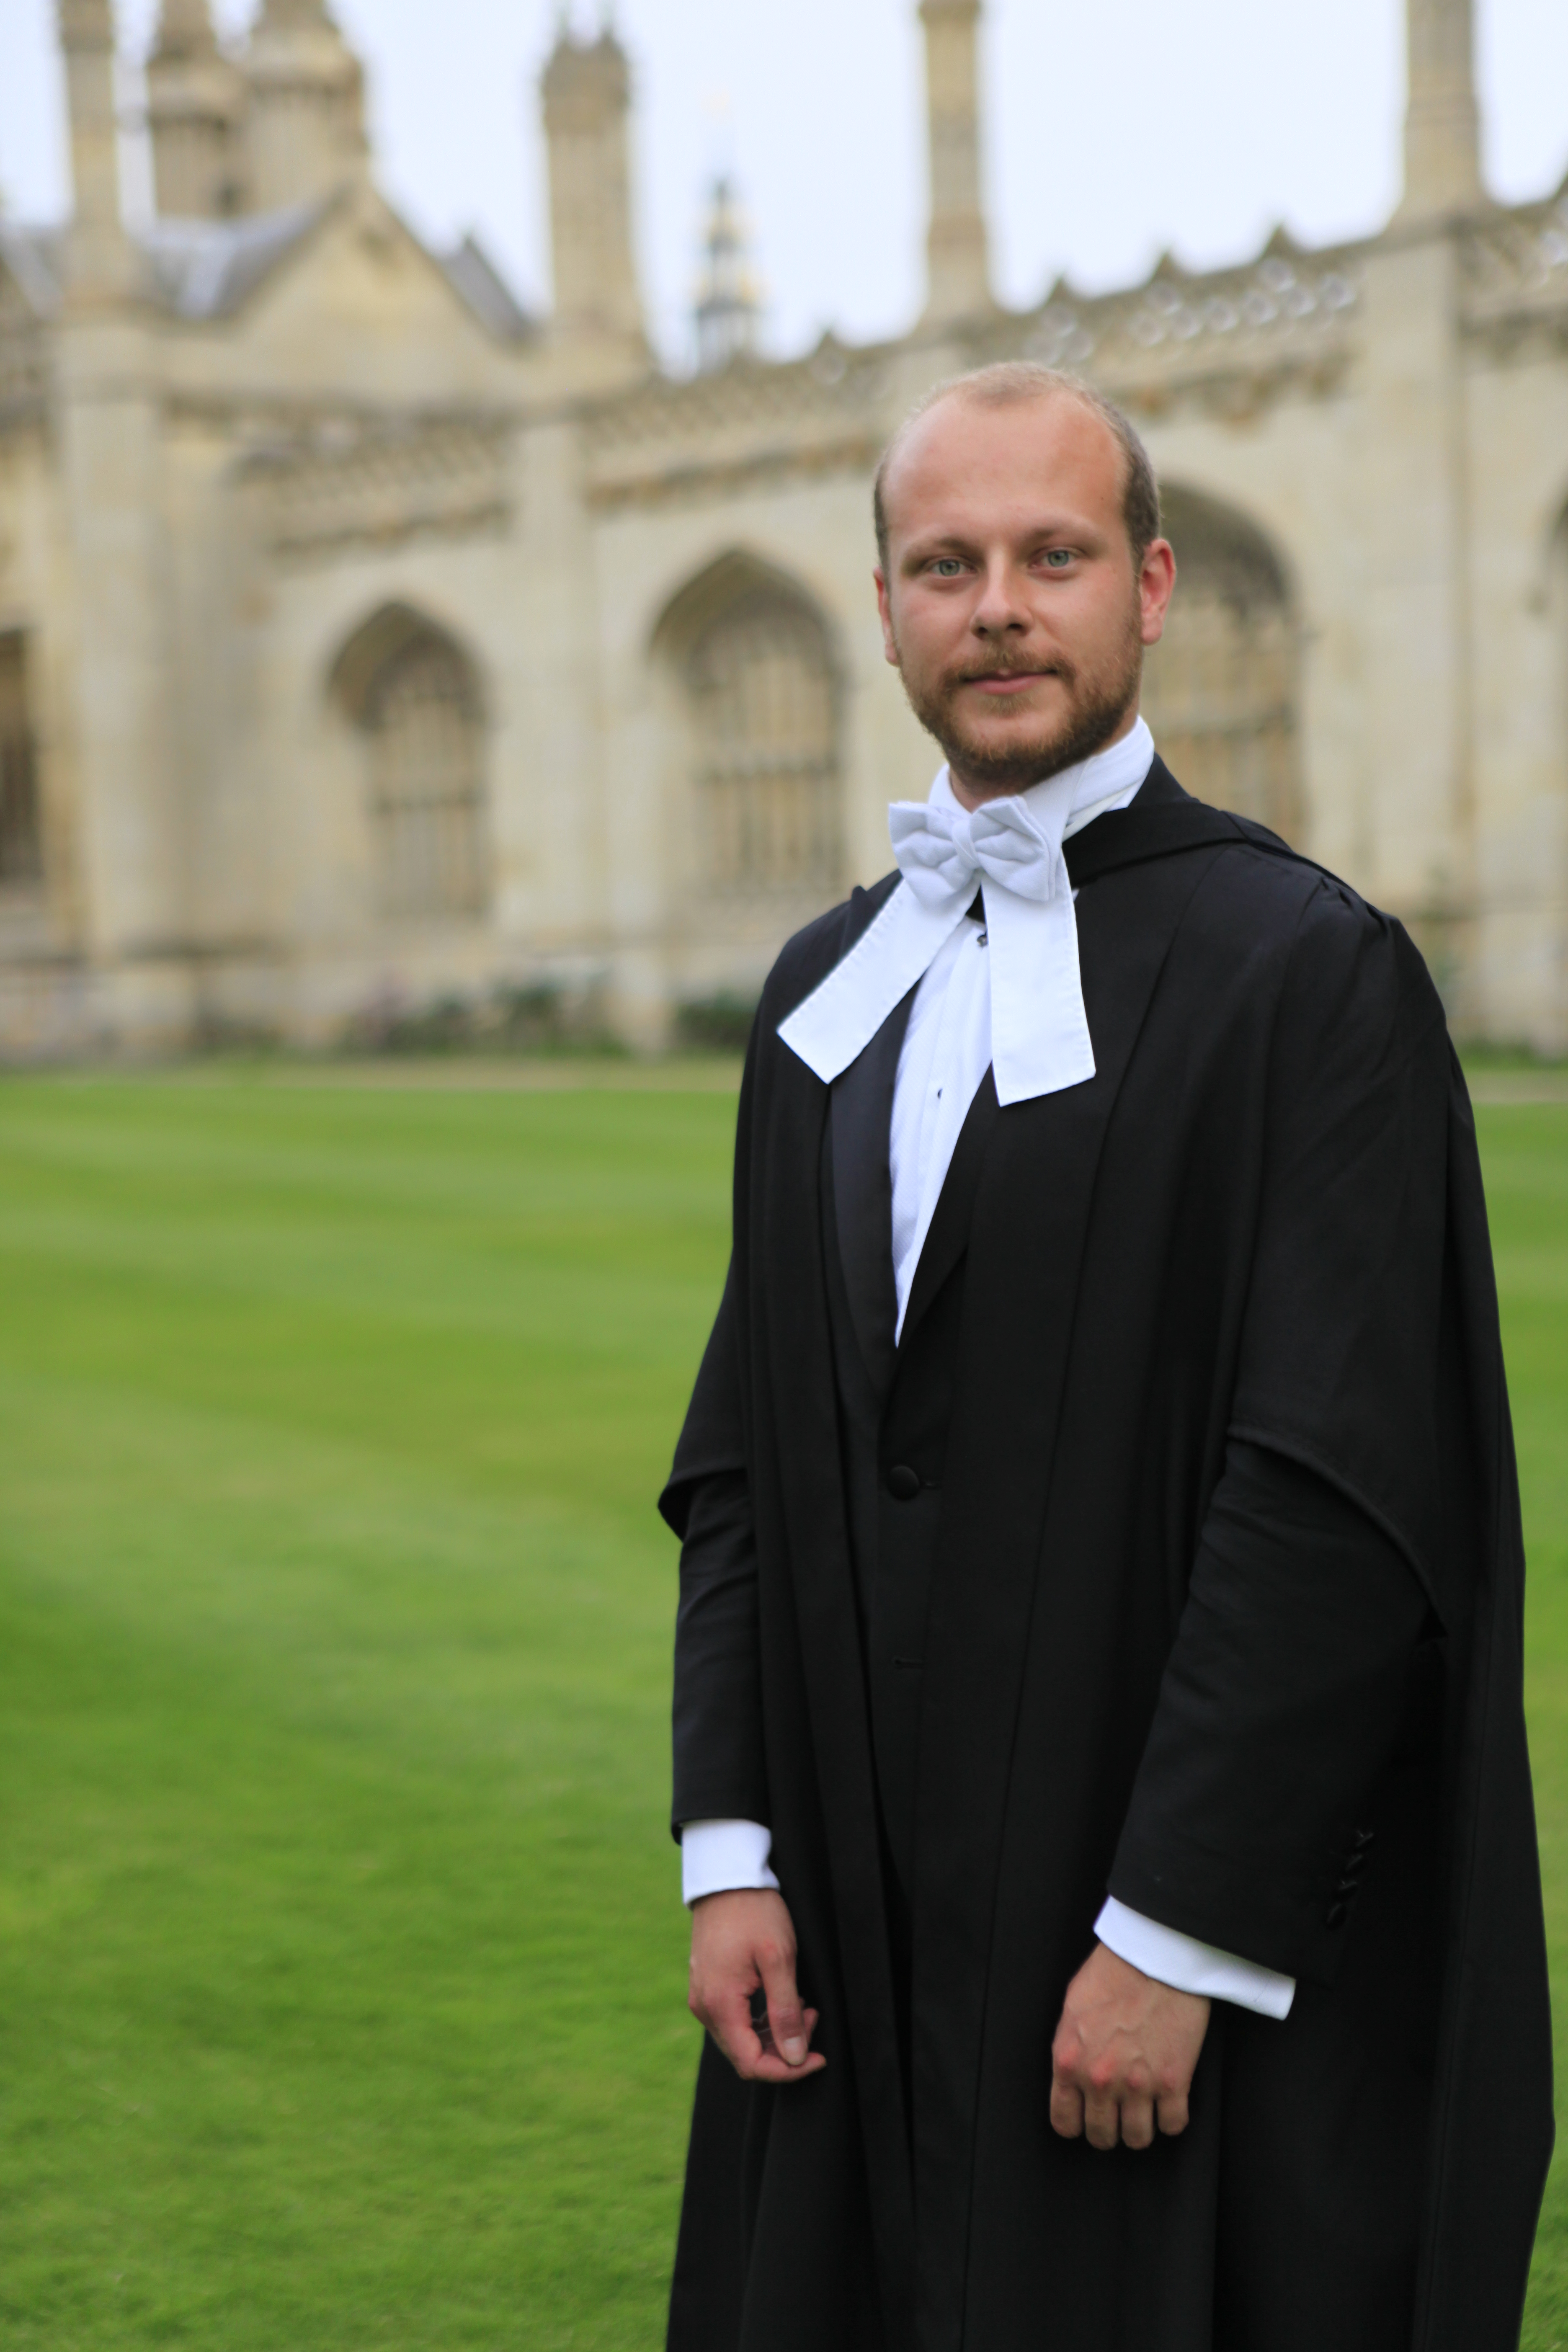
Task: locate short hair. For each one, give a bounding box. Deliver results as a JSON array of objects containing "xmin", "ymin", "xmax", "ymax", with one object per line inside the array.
[{"xmin": 872, "ymin": 362, "xmax": 1162, "ymax": 577}]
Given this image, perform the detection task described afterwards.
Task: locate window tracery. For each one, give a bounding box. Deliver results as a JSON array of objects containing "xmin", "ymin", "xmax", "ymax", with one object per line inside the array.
[
  {"xmin": 355, "ymin": 620, "xmax": 487, "ymax": 921},
  {"xmin": 687, "ymin": 588, "xmax": 841, "ymax": 896}
]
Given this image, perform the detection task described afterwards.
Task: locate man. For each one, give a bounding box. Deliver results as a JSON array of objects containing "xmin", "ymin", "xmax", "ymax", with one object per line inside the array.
[{"xmin": 659, "ymin": 363, "xmax": 1553, "ymax": 2352}]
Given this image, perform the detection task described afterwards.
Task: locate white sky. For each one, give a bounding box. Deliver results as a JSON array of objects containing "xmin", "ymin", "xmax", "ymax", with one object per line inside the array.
[{"xmin": 4, "ymin": 0, "xmax": 1567, "ymax": 367}]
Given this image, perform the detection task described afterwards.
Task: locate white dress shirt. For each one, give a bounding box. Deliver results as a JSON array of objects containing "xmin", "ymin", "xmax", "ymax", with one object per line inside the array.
[{"xmin": 683, "ymin": 727, "xmax": 1296, "ymax": 2022}]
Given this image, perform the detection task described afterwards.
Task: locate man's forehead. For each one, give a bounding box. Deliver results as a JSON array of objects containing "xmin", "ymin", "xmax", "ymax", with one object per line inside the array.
[{"xmin": 882, "ymin": 393, "xmax": 1124, "ymax": 529}]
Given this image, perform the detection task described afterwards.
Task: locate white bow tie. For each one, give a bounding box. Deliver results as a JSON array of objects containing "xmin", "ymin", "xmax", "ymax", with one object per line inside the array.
[
  {"xmin": 888, "ymin": 792, "xmax": 1066, "ymax": 912},
  {"xmin": 777, "ymin": 719, "xmax": 1153, "ymax": 1106}
]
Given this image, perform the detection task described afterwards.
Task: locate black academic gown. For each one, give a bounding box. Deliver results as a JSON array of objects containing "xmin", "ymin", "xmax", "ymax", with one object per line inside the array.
[{"xmin": 660, "ymin": 762, "xmax": 1554, "ymax": 2352}]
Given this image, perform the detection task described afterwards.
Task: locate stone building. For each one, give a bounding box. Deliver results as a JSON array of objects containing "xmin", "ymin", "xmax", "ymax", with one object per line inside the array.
[{"xmin": 0, "ymin": 0, "xmax": 1566, "ymax": 1054}]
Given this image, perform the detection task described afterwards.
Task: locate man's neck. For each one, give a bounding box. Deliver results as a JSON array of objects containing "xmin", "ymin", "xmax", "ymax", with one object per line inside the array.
[{"xmin": 947, "ymin": 704, "xmax": 1144, "ymax": 813}]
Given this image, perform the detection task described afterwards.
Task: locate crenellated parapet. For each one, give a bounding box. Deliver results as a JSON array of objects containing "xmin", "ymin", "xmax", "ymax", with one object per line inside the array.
[
  {"xmin": 965, "ymin": 240, "xmax": 1367, "ymax": 424},
  {"xmin": 237, "ymin": 412, "xmax": 516, "ymax": 563},
  {"xmin": 1460, "ymin": 189, "xmax": 1568, "ymax": 359},
  {"xmin": 578, "ymin": 228, "xmax": 1373, "ymax": 511},
  {"xmin": 581, "ymin": 337, "xmax": 892, "ymax": 514}
]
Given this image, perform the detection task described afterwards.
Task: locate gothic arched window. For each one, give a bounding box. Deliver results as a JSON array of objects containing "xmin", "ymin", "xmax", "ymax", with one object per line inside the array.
[
  {"xmin": 1140, "ymin": 487, "xmax": 1300, "ymax": 839},
  {"xmin": 686, "ymin": 585, "xmax": 842, "ymax": 897},
  {"xmin": 333, "ymin": 607, "xmax": 488, "ymax": 922},
  {"xmin": 0, "ymin": 632, "xmax": 42, "ymax": 892}
]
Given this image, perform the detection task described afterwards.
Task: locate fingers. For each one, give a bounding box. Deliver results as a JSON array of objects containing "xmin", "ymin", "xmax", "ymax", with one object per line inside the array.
[
  {"xmin": 749, "ymin": 2003, "xmax": 826, "ymax": 2082},
  {"xmin": 1119, "ymin": 2090, "xmax": 1156, "ymax": 2151},
  {"xmin": 1050, "ymin": 2071, "xmax": 1162, "ymax": 2149},
  {"xmin": 1048, "ymin": 2074, "xmax": 1083, "ymax": 2139},
  {"xmin": 1081, "ymin": 2084, "xmax": 1121, "ymax": 2152},
  {"xmin": 1048, "ymin": 1942, "xmax": 1211, "ymax": 2150},
  {"xmin": 697, "ymin": 1977, "xmax": 762, "ymax": 2076},
  {"xmin": 694, "ymin": 1979, "xmax": 805, "ymax": 2083},
  {"xmin": 1050, "ymin": 2054, "xmax": 1160, "ymax": 2148},
  {"xmin": 755, "ymin": 1934, "xmax": 811, "ymax": 2069},
  {"xmin": 722, "ymin": 2004, "xmax": 825, "ymax": 2084}
]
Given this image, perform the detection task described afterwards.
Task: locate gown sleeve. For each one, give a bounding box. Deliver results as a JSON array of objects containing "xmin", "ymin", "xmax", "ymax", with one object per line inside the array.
[
  {"xmin": 1108, "ymin": 873, "xmax": 1461, "ymax": 1981},
  {"xmin": 1107, "ymin": 1437, "xmax": 1431, "ymax": 1980},
  {"xmin": 663, "ymin": 1259, "xmax": 769, "ymax": 1836},
  {"xmin": 660, "ymin": 1256, "xmax": 748, "ymax": 1537},
  {"xmin": 671, "ymin": 1467, "xmax": 769, "ymax": 1836}
]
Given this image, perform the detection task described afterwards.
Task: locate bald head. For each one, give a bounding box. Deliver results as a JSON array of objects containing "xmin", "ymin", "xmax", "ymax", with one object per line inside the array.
[{"xmin": 873, "ymin": 364, "xmax": 1160, "ymax": 581}]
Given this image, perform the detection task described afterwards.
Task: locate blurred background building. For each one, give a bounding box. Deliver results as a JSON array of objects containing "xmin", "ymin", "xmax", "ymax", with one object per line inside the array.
[{"xmin": 0, "ymin": 0, "xmax": 1565, "ymax": 1053}]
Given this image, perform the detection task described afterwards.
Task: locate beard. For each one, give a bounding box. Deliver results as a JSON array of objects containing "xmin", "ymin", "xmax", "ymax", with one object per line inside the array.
[{"xmin": 896, "ymin": 603, "xmax": 1144, "ymax": 797}]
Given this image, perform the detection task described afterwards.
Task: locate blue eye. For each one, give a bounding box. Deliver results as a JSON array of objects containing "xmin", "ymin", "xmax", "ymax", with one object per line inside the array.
[
  {"xmin": 933, "ymin": 558, "xmax": 964, "ymax": 577},
  {"xmin": 1044, "ymin": 549, "xmax": 1074, "ymax": 569}
]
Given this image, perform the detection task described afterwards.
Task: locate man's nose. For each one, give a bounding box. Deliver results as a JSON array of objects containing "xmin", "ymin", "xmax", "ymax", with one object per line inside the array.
[{"xmin": 970, "ymin": 562, "xmax": 1030, "ymax": 634}]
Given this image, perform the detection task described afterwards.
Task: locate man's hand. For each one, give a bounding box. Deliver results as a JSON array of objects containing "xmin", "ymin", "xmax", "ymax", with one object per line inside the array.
[
  {"xmin": 1050, "ymin": 1940, "xmax": 1210, "ymax": 2150},
  {"xmin": 689, "ymin": 1888, "xmax": 827, "ymax": 2085}
]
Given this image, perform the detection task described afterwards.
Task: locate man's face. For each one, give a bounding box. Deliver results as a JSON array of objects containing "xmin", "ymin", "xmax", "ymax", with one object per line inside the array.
[{"xmin": 875, "ymin": 394, "xmax": 1176, "ymax": 805}]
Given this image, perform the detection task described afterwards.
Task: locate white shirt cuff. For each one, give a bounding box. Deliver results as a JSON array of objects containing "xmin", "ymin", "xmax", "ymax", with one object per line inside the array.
[
  {"xmin": 679, "ymin": 1818, "xmax": 780, "ymax": 1906},
  {"xmin": 1095, "ymin": 1896, "xmax": 1296, "ymax": 2021}
]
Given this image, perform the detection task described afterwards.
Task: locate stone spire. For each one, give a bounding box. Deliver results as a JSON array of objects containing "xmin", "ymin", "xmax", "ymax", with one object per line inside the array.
[
  {"xmin": 147, "ymin": 0, "xmax": 246, "ymax": 219},
  {"xmin": 694, "ymin": 176, "xmax": 759, "ymax": 372},
  {"xmin": 1399, "ymin": 0, "xmax": 1484, "ymax": 221},
  {"xmin": 57, "ymin": 0, "xmax": 132, "ymax": 296},
  {"xmin": 541, "ymin": 25, "xmax": 645, "ymax": 353},
  {"xmin": 244, "ymin": 0, "xmax": 365, "ymax": 213},
  {"xmin": 919, "ymin": 0, "xmax": 992, "ymax": 326}
]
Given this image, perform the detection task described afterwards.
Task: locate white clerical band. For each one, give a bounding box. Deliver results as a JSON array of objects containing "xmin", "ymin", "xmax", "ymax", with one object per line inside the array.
[{"xmin": 778, "ymin": 718, "xmax": 1155, "ymax": 1107}]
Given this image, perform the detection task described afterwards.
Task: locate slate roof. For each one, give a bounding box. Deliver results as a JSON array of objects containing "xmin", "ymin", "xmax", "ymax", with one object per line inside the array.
[
  {"xmin": 141, "ymin": 199, "xmax": 327, "ymax": 319},
  {"xmin": 435, "ymin": 234, "xmax": 537, "ymax": 343},
  {"xmin": 0, "ymin": 204, "xmax": 536, "ymax": 341}
]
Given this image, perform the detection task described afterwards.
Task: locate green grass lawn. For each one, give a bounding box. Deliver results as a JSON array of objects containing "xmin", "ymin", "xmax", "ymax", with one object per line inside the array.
[{"xmin": 0, "ymin": 1071, "xmax": 1562, "ymax": 2348}]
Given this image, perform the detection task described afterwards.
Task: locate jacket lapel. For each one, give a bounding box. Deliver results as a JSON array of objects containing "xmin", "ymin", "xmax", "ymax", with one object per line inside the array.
[
  {"xmin": 829, "ymin": 989, "xmax": 914, "ymax": 1399},
  {"xmin": 897, "ymin": 1068, "xmax": 1000, "ymax": 1352}
]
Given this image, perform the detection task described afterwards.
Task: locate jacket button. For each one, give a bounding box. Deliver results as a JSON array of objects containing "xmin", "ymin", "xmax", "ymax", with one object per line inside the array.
[
  {"xmin": 886, "ymin": 1464, "xmax": 921, "ymax": 1501},
  {"xmin": 1326, "ymin": 1900, "xmax": 1349, "ymax": 1929}
]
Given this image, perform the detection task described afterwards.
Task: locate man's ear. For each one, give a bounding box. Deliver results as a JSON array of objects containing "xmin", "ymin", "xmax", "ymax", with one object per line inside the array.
[
  {"xmin": 1139, "ymin": 539, "xmax": 1177, "ymax": 650},
  {"xmin": 874, "ymin": 569, "xmax": 900, "ymax": 668}
]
